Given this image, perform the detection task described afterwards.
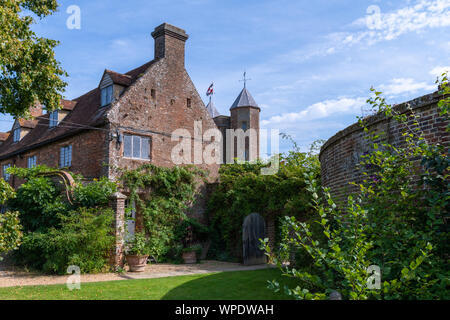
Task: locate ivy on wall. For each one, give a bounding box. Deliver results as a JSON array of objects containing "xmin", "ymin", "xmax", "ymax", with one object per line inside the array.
[
  {"xmin": 118, "ymin": 164, "xmax": 207, "ymax": 261},
  {"xmin": 207, "ymin": 140, "xmax": 322, "ymax": 262}
]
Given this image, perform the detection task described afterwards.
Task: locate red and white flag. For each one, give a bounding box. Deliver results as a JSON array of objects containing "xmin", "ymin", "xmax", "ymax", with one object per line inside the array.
[{"xmin": 206, "ymin": 83, "xmax": 214, "ymax": 96}]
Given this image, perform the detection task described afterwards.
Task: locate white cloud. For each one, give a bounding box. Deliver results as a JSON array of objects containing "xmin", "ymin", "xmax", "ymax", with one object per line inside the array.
[
  {"xmin": 261, "ymin": 97, "xmax": 366, "ymax": 126},
  {"xmin": 429, "ymin": 65, "xmax": 450, "ymax": 77},
  {"xmin": 344, "ymin": 0, "xmax": 450, "ymax": 46},
  {"xmin": 379, "ymin": 78, "xmax": 436, "ymax": 95},
  {"xmin": 273, "ymin": 1, "xmax": 450, "ymax": 65}
]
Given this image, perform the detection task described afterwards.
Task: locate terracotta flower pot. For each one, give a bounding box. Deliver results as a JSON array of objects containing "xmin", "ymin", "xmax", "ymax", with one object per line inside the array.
[
  {"xmin": 182, "ymin": 251, "xmax": 197, "ymax": 264},
  {"xmin": 126, "ymin": 255, "xmax": 149, "ymax": 272}
]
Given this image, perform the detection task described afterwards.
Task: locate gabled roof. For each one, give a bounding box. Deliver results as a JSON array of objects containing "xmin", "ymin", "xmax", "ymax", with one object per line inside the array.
[
  {"xmin": 0, "ymin": 59, "xmax": 158, "ymax": 160},
  {"xmin": 206, "ymin": 100, "xmax": 221, "ymax": 118},
  {"xmin": 18, "ymin": 119, "xmax": 38, "ymax": 129},
  {"xmin": 104, "ymin": 70, "xmax": 133, "ymax": 86},
  {"xmin": 61, "ymin": 99, "xmax": 77, "ymax": 111},
  {"xmin": 230, "ymin": 87, "xmax": 259, "ymax": 110}
]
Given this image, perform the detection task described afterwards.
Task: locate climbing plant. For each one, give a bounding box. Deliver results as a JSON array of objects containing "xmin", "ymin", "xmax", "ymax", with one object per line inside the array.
[
  {"xmin": 207, "ymin": 140, "xmax": 322, "ymax": 262},
  {"xmin": 118, "ymin": 164, "xmax": 207, "ymax": 262}
]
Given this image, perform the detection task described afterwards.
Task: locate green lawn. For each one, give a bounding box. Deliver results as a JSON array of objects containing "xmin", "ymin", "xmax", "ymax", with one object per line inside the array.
[{"xmin": 0, "ymin": 269, "xmax": 296, "ymax": 300}]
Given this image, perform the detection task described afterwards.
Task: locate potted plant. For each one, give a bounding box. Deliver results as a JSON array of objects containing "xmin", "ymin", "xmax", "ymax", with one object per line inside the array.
[
  {"xmin": 182, "ymin": 244, "xmax": 202, "ymax": 264},
  {"xmin": 125, "ymin": 232, "xmax": 150, "ymax": 272}
]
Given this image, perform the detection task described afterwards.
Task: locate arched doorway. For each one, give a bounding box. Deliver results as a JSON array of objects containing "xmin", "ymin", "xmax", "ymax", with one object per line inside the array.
[{"xmin": 242, "ymin": 213, "xmax": 267, "ymax": 265}]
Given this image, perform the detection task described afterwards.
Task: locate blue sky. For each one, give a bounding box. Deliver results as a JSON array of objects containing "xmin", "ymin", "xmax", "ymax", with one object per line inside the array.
[{"xmin": 1, "ymin": 0, "xmax": 449, "ymax": 154}]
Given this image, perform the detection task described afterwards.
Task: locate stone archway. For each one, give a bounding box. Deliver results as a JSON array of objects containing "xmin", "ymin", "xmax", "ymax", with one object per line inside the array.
[{"xmin": 242, "ymin": 213, "xmax": 267, "ymax": 266}]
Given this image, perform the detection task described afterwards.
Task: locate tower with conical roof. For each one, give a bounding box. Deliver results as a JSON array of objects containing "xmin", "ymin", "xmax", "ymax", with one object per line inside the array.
[{"xmin": 229, "ymin": 86, "xmax": 261, "ymax": 162}]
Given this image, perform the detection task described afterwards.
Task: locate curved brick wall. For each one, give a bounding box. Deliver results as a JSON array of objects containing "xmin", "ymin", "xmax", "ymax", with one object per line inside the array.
[{"xmin": 320, "ymin": 91, "xmax": 449, "ymax": 202}]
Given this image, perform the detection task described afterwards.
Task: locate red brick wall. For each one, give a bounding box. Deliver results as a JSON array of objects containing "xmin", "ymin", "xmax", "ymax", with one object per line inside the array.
[
  {"xmin": 320, "ymin": 92, "xmax": 449, "ymax": 203},
  {"xmin": 230, "ymin": 107, "xmax": 260, "ymax": 160},
  {"xmin": 106, "ymin": 59, "xmax": 220, "ymax": 183},
  {"xmin": 105, "ymin": 54, "xmax": 221, "ymax": 221},
  {"xmin": 0, "ymin": 128, "xmax": 109, "ymax": 188}
]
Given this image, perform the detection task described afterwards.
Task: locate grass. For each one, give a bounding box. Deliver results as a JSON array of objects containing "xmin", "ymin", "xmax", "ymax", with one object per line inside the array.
[{"xmin": 0, "ymin": 269, "xmax": 296, "ymax": 300}]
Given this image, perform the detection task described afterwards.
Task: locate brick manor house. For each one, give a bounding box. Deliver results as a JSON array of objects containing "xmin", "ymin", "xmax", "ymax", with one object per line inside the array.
[{"xmin": 0, "ymin": 23, "xmax": 261, "ymax": 192}]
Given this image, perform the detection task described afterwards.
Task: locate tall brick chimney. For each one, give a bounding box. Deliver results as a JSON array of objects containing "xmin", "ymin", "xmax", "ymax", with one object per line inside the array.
[{"xmin": 151, "ymin": 23, "xmax": 189, "ymax": 67}]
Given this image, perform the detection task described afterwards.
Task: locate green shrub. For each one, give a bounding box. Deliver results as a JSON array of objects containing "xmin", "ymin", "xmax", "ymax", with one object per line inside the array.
[
  {"xmin": 17, "ymin": 208, "xmax": 114, "ymax": 274},
  {"xmin": 0, "ymin": 211, "xmax": 22, "ymax": 258},
  {"xmin": 13, "ymin": 231, "xmax": 48, "ymax": 270},
  {"xmin": 8, "ymin": 177, "xmax": 67, "ymax": 232},
  {"xmin": 125, "ymin": 232, "xmax": 151, "ymax": 256},
  {"xmin": 264, "ymin": 75, "xmax": 449, "ymax": 300},
  {"xmin": 72, "ymin": 177, "xmax": 117, "ymax": 208},
  {"xmin": 6, "ymin": 167, "xmax": 117, "ymax": 274},
  {"xmin": 0, "ymin": 178, "xmax": 22, "ymax": 259}
]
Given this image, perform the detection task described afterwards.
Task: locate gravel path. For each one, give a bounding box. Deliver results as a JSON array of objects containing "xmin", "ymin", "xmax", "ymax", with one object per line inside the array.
[{"xmin": 0, "ymin": 260, "xmax": 274, "ymax": 288}]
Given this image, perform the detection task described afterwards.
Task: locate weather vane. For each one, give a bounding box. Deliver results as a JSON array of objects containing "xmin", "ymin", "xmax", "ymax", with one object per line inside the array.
[{"xmin": 239, "ymin": 71, "xmax": 252, "ymax": 88}]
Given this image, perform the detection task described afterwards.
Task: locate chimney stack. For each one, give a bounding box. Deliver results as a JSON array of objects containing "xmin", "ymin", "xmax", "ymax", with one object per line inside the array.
[{"xmin": 151, "ymin": 23, "xmax": 189, "ymax": 67}]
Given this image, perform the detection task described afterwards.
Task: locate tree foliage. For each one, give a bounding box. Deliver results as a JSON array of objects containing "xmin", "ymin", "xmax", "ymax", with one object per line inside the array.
[
  {"xmin": 0, "ymin": 178, "xmax": 22, "ymax": 258},
  {"xmin": 0, "ymin": 0, "xmax": 67, "ymax": 117}
]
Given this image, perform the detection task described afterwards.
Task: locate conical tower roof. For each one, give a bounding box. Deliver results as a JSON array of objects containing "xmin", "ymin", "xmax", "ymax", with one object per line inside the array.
[
  {"xmin": 206, "ymin": 100, "xmax": 221, "ymax": 118},
  {"xmin": 230, "ymin": 87, "xmax": 259, "ymax": 110}
]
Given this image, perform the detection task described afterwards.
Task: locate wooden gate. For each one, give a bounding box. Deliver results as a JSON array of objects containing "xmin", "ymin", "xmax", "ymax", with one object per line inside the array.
[{"xmin": 242, "ymin": 213, "xmax": 267, "ymax": 265}]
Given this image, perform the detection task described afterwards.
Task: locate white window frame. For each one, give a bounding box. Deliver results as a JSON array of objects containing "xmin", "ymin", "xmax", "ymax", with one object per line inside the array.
[
  {"xmin": 13, "ymin": 128, "xmax": 20, "ymax": 142},
  {"xmin": 27, "ymin": 156, "xmax": 37, "ymax": 168},
  {"xmin": 101, "ymin": 85, "xmax": 113, "ymax": 107},
  {"xmin": 60, "ymin": 145, "xmax": 72, "ymax": 168},
  {"xmin": 2, "ymin": 164, "xmax": 11, "ymax": 181},
  {"xmin": 123, "ymin": 134, "xmax": 151, "ymax": 160},
  {"xmin": 49, "ymin": 111, "xmax": 59, "ymax": 128}
]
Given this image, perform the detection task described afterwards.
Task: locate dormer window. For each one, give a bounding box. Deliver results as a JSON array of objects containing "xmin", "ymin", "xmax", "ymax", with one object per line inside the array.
[
  {"xmin": 49, "ymin": 111, "xmax": 59, "ymax": 127},
  {"xmin": 13, "ymin": 128, "xmax": 20, "ymax": 142},
  {"xmin": 101, "ymin": 85, "xmax": 113, "ymax": 107}
]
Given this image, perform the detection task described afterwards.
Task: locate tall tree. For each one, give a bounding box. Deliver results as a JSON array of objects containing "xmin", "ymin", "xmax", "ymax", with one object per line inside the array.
[{"xmin": 0, "ymin": 0, "xmax": 67, "ymax": 118}]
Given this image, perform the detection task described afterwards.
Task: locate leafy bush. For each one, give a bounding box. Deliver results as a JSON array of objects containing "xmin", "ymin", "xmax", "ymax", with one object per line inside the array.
[
  {"xmin": 6, "ymin": 166, "xmax": 117, "ymax": 274},
  {"xmin": 16, "ymin": 208, "xmax": 114, "ymax": 274},
  {"xmin": 0, "ymin": 211, "xmax": 22, "ymax": 258},
  {"xmin": 8, "ymin": 176, "xmax": 66, "ymax": 232},
  {"xmin": 0, "ymin": 178, "xmax": 22, "ymax": 259},
  {"xmin": 183, "ymin": 244, "xmax": 202, "ymax": 255},
  {"xmin": 72, "ymin": 177, "xmax": 117, "ymax": 208},
  {"xmin": 125, "ymin": 232, "xmax": 151, "ymax": 256},
  {"xmin": 264, "ymin": 75, "xmax": 449, "ymax": 300}
]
